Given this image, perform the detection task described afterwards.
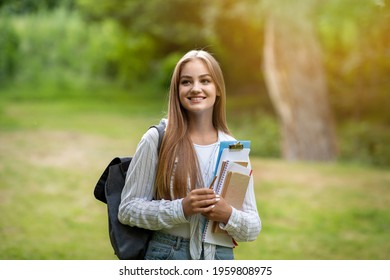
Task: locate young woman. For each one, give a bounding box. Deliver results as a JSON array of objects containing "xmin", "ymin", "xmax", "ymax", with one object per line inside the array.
[{"xmin": 118, "ymin": 50, "xmax": 261, "ymax": 260}]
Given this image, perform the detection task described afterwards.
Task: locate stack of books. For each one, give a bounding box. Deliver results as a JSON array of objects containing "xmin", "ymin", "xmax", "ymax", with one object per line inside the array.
[{"xmin": 202, "ymin": 141, "xmax": 252, "ymax": 247}]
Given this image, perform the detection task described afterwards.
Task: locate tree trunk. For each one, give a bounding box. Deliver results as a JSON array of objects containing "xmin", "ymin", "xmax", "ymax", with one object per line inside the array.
[{"xmin": 263, "ymin": 14, "xmax": 338, "ymax": 161}]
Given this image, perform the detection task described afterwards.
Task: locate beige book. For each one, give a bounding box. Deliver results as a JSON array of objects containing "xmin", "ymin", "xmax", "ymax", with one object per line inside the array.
[{"xmin": 212, "ymin": 171, "xmax": 251, "ymax": 234}]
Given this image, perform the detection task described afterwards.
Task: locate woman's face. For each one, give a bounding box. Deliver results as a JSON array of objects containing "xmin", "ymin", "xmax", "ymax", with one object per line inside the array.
[{"xmin": 178, "ymin": 59, "xmax": 218, "ymax": 118}]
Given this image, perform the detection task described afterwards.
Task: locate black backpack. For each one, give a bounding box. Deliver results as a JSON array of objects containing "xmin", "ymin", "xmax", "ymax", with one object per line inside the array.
[{"xmin": 94, "ymin": 123, "xmax": 165, "ymax": 259}]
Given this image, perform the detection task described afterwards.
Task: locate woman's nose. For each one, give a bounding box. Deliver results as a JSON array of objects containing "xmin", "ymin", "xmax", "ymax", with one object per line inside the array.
[{"xmin": 191, "ymin": 81, "xmax": 202, "ymax": 93}]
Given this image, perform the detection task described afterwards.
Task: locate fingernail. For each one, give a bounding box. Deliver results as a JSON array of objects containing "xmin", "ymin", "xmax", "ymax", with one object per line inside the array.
[
  {"xmin": 215, "ymin": 194, "xmax": 221, "ymax": 198},
  {"xmin": 215, "ymin": 197, "xmax": 220, "ymax": 202}
]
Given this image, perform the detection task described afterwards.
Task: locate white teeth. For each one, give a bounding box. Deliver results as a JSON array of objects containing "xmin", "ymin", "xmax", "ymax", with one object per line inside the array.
[{"xmin": 189, "ymin": 97, "xmax": 205, "ymax": 102}]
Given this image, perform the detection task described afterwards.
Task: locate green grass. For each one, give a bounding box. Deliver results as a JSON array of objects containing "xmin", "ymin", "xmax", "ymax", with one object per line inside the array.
[
  {"xmin": 235, "ymin": 160, "xmax": 390, "ymax": 259},
  {"xmin": 0, "ymin": 85, "xmax": 389, "ymax": 260}
]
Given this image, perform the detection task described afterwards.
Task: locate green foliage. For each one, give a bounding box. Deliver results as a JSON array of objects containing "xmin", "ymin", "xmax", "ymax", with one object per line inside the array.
[
  {"xmin": 0, "ymin": 7, "xmax": 156, "ymax": 89},
  {"xmin": 317, "ymin": 0, "xmax": 390, "ymax": 124},
  {"xmin": 77, "ymin": 0, "xmax": 209, "ymax": 53},
  {"xmin": 108, "ymin": 33, "xmax": 158, "ymax": 86},
  {"xmin": 0, "ymin": 20, "xmax": 19, "ymax": 84},
  {"xmin": 229, "ymin": 112, "xmax": 280, "ymax": 158},
  {"xmin": 0, "ymin": 0, "xmax": 73, "ymax": 14},
  {"xmin": 76, "ymin": 0, "xmax": 212, "ymax": 87},
  {"xmin": 338, "ymin": 121, "xmax": 390, "ymax": 167},
  {"xmin": 0, "ymin": 8, "xmax": 112, "ymax": 87},
  {"xmin": 0, "ymin": 5, "xmax": 168, "ymax": 89},
  {"xmin": 155, "ymin": 51, "xmax": 183, "ymax": 88}
]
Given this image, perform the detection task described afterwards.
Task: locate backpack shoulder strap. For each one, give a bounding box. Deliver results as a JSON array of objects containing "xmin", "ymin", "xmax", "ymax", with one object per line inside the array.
[{"xmin": 150, "ymin": 121, "xmax": 166, "ymax": 152}]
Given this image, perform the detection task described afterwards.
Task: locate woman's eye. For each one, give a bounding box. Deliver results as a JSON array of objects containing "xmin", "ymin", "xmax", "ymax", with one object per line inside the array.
[
  {"xmin": 181, "ymin": 80, "xmax": 191, "ymax": 85},
  {"xmin": 201, "ymin": 79, "xmax": 211, "ymax": 84}
]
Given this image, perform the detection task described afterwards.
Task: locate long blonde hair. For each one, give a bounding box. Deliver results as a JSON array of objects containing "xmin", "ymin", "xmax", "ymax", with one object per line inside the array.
[{"xmin": 155, "ymin": 50, "xmax": 231, "ymax": 200}]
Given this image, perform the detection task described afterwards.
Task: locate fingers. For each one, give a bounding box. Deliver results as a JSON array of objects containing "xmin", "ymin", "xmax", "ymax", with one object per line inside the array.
[
  {"xmin": 190, "ymin": 188, "xmax": 215, "ymax": 196},
  {"xmin": 202, "ymin": 197, "xmax": 232, "ymax": 224},
  {"xmin": 188, "ymin": 188, "xmax": 217, "ymax": 204},
  {"xmin": 182, "ymin": 189, "xmax": 220, "ymax": 217},
  {"xmin": 192, "ymin": 195, "xmax": 220, "ymax": 213}
]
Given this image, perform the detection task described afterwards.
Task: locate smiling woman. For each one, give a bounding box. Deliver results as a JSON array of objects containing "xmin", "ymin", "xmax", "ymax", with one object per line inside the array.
[{"xmin": 117, "ymin": 50, "xmax": 261, "ymax": 260}]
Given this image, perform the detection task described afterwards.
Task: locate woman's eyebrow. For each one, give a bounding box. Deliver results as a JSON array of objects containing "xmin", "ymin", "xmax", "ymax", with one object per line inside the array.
[{"xmin": 180, "ymin": 74, "xmax": 211, "ymax": 79}]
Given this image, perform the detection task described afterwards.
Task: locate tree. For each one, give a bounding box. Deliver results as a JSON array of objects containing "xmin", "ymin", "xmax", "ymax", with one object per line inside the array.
[{"xmin": 262, "ymin": 0, "xmax": 338, "ymax": 161}]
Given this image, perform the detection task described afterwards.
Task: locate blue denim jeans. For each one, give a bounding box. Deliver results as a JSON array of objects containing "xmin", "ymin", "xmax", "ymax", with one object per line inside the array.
[{"xmin": 144, "ymin": 232, "xmax": 234, "ymax": 260}]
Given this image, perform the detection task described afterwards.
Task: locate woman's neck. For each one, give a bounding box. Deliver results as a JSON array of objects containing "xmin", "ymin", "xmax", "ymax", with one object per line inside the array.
[{"xmin": 188, "ymin": 116, "xmax": 218, "ymax": 145}]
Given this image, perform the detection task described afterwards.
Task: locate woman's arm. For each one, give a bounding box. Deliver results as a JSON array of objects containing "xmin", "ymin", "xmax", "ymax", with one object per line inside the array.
[{"xmin": 118, "ymin": 128, "xmax": 188, "ymax": 230}]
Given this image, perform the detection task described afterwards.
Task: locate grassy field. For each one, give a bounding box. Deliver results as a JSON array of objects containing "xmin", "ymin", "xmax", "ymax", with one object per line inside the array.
[{"xmin": 0, "ymin": 86, "xmax": 389, "ymax": 260}]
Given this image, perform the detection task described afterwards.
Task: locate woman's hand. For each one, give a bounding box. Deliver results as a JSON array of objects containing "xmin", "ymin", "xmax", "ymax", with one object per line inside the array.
[
  {"xmin": 202, "ymin": 196, "xmax": 232, "ymax": 224},
  {"xmin": 182, "ymin": 188, "xmax": 232, "ymax": 224},
  {"xmin": 182, "ymin": 188, "xmax": 219, "ymax": 217}
]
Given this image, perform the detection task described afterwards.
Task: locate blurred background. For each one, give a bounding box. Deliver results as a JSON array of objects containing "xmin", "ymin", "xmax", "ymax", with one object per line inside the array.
[{"xmin": 0, "ymin": 0, "xmax": 389, "ymax": 259}]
